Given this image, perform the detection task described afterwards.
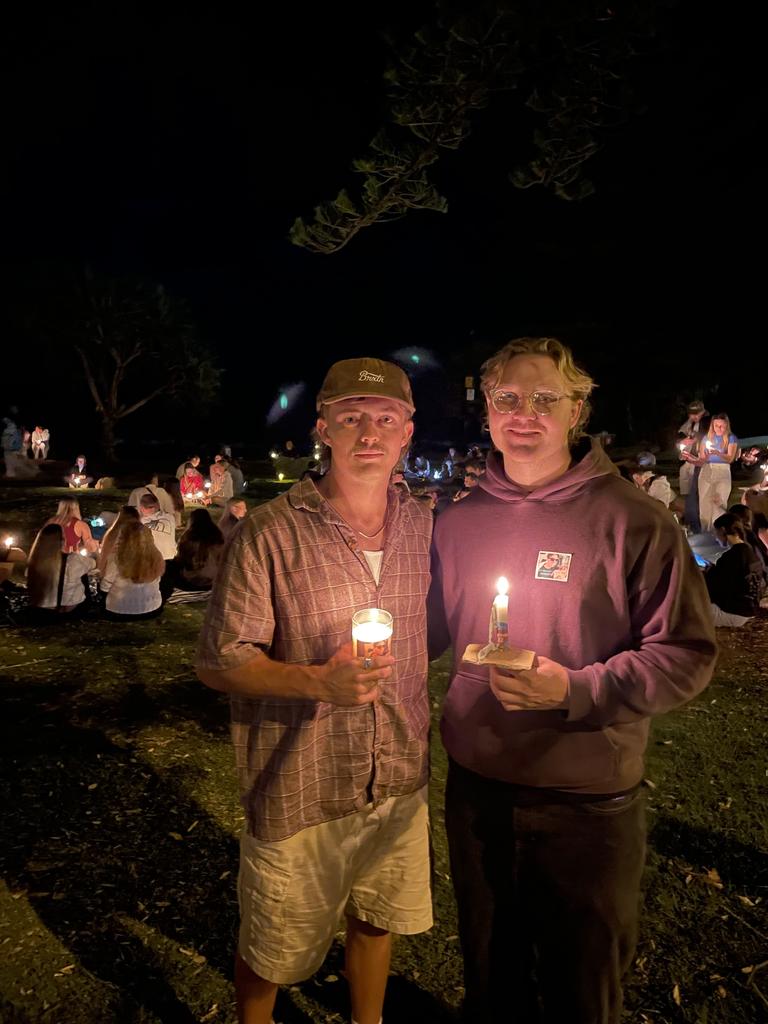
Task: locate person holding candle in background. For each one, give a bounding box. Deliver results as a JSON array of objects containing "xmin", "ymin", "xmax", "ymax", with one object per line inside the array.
[
  {"xmin": 428, "ymin": 336, "xmax": 717, "ymax": 1024},
  {"xmin": 682, "ymin": 412, "xmax": 739, "ymax": 533},
  {"xmin": 197, "ymin": 357, "xmax": 433, "ymax": 1024},
  {"xmin": 677, "ymin": 400, "xmax": 710, "ymax": 533}
]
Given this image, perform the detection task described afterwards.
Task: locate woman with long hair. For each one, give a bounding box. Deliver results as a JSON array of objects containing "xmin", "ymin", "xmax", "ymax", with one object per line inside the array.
[
  {"xmin": 692, "ymin": 413, "xmax": 738, "ymax": 532},
  {"xmin": 97, "ymin": 505, "xmax": 140, "ymax": 574},
  {"xmin": 163, "ymin": 477, "xmax": 185, "ymax": 528},
  {"xmin": 27, "ymin": 524, "xmax": 95, "ymax": 615},
  {"xmin": 100, "ymin": 519, "xmax": 164, "ymax": 619},
  {"xmin": 45, "ymin": 498, "xmax": 99, "ymax": 554},
  {"xmin": 168, "ymin": 508, "xmax": 224, "ymax": 591}
]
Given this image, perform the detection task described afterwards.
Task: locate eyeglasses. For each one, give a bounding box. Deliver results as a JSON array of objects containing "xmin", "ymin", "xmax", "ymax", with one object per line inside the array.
[{"xmin": 489, "ymin": 389, "xmax": 572, "ymax": 416}]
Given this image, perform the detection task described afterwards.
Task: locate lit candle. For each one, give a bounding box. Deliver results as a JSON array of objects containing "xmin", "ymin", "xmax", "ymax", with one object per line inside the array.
[
  {"xmin": 79, "ymin": 547, "xmax": 89, "ymax": 557},
  {"xmin": 270, "ymin": 450, "xmax": 278, "ymax": 459},
  {"xmin": 352, "ymin": 608, "xmax": 393, "ymax": 664},
  {"xmin": 2, "ymin": 536, "xmax": 14, "ymax": 561},
  {"xmin": 204, "ymin": 480, "xmax": 211, "ymax": 490},
  {"xmin": 490, "ymin": 577, "xmax": 509, "ymax": 647},
  {"xmin": 195, "ymin": 490, "xmax": 204, "ymax": 499},
  {"xmin": 678, "ymin": 442, "xmax": 686, "ymax": 452},
  {"xmin": 277, "ymin": 472, "xmax": 285, "ymax": 481},
  {"xmin": 705, "ymin": 441, "xmax": 713, "ymax": 451}
]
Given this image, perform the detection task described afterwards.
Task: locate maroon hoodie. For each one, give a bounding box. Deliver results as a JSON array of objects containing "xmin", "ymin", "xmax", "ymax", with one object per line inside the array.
[{"xmin": 428, "ymin": 441, "xmax": 717, "ymax": 794}]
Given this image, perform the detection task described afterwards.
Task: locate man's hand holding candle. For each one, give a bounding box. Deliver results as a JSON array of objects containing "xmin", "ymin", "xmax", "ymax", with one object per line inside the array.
[
  {"xmin": 319, "ymin": 641, "xmax": 394, "ymax": 707},
  {"xmin": 489, "ymin": 655, "xmax": 569, "ymax": 711}
]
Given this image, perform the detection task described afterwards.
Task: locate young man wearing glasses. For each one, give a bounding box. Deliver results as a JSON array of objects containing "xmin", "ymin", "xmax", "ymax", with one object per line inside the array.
[{"xmin": 428, "ymin": 336, "xmax": 717, "ymax": 1024}]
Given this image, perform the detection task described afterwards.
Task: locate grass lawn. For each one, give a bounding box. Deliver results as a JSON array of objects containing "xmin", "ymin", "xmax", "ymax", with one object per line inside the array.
[{"xmin": 1, "ymin": 485, "xmax": 767, "ymax": 1023}]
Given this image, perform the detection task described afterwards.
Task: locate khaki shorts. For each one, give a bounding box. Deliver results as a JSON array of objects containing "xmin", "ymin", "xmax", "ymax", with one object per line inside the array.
[{"xmin": 238, "ymin": 786, "xmax": 432, "ymax": 984}]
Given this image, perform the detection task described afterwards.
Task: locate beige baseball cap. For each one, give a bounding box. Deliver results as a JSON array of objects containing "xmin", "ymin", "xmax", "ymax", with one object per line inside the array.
[{"xmin": 316, "ymin": 357, "xmax": 415, "ymax": 413}]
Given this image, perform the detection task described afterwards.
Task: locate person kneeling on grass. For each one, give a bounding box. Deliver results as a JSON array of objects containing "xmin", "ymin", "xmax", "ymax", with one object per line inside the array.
[
  {"xmin": 100, "ymin": 519, "xmax": 164, "ymax": 621},
  {"xmin": 705, "ymin": 512, "xmax": 765, "ymax": 627}
]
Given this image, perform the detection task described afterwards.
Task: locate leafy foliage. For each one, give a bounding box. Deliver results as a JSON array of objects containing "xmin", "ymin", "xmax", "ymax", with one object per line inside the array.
[{"xmin": 291, "ymin": 1, "xmax": 666, "ymax": 253}]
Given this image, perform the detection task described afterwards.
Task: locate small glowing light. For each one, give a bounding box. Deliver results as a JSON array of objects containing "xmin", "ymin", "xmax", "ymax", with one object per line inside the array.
[
  {"xmin": 4, "ymin": 536, "xmax": 14, "ymax": 549},
  {"xmin": 678, "ymin": 443, "xmax": 686, "ymax": 452},
  {"xmin": 278, "ymin": 472, "xmax": 285, "ymax": 481},
  {"xmin": 705, "ymin": 441, "xmax": 713, "ymax": 450},
  {"xmin": 195, "ymin": 490, "xmax": 204, "ymax": 499},
  {"xmin": 411, "ymin": 354, "xmax": 420, "ymax": 364},
  {"xmin": 761, "ymin": 463, "xmax": 768, "ymax": 471},
  {"xmin": 204, "ymin": 480, "xmax": 211, "ymax": 489},
  {"xmin": 496, "ymin": 576, "xmax": 509, "ymax": 597},
  {"xmin": 79, "ymin": 548, "xmax": 89, "ymax": 557},
  {"xmin": 279, "ymin": 393, "xmax": 288, "ymax": 411},
  {"xmin": 270, "ymin": 450, "xmax": 278, "ymax": 459},
  {"xmin": 433, "ymin": 469, "xmax": 440, "ymax": 479}
]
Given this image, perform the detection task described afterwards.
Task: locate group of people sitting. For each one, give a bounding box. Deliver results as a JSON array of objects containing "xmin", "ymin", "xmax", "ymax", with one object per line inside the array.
[
  {"xmin": 176, "ymin": 453, "xmax": 245, "ymax": 505},
  {"xmin": 17, "ymin": 491, "xmax": 248, "ymax": 620}
]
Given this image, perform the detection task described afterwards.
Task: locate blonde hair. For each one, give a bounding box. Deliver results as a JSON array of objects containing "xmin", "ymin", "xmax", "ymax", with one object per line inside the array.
[
  {"xmin": 707, "ymin": 412, "xmax": 733, "ymax": 443},
  {"xmin": 116, "ymin": 520, "xmax": 164, "ymax": 584},
  {"xmin": 53, "ymin": 499, "xmax": 82, "ymax": 521},
  {"xmin": 98, "ymin": 506, "xmax": 140, "ymax": 574},
  {"xmin": 480, "ymin": 337, "xmax": 596, "ymax": 442},
  {"xmin": 27, "ymin": 524, "xmax": 64, "ymax": 606}
]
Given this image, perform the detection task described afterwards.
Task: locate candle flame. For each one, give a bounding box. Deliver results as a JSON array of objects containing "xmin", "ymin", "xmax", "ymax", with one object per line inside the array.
[
  {"xmin": 79, "ymin": 548, "xmax": 88, "ymax": 557},
  {"xmin": 495, "ymin": 576, "xmax": 509, "ymax": 596},
  {"xmin": 4, "ymin": 536, "xmax": 14, "ymax": 547},
  {"xmin": 278, "ymin": 472, "xmax": 285, "ymax": 481}
]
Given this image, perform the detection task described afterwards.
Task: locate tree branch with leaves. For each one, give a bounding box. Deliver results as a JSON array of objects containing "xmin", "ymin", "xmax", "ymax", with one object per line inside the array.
[{"xmin": 291, "ymin": 0, "xmax": 664, "ymax": 253}]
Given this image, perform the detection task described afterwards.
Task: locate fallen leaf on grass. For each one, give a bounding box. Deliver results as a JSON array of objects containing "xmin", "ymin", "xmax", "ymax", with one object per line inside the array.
[
  {"xmin": 179, "ymin": 946, "xmax": 206, "ymax": 965},
  {"xmin": 718, "ymin": 797, "xmax": 732, "ymax": 811},
  {"xmin": 736, "ymin": 895, "xmax": 755, "ymax": 906},
  {"xmin": 701, "ymin": 868, "xmax": 723, "ymax": 889},
  {"xmin": 716, "ymin": 985, "xmax": 728, "ymax": 998},
  {"xmin": 168, "ymin": 832, "xmax": 183, "ymax": 841},
  {"xmin": 672, "ymin": 982, "xmax": 681, "ymax": 1006},
  {"xmin": 324, "ymin": 974, "xmax": 338, "ymax": 983},
  {"xmin": 643, "ymin": 778, "xmax": 657, "ymax": 790},
  {"xmin": 200, "ymin": 1006, "xmax": 219, "ymax": 1023},
  {"xmin": 186, "ymin": 820, "xmax": 199, "ymax": 833},
  {"xmin": 218, "ymin": 870, "xmax": 231, "ymax": 880}
]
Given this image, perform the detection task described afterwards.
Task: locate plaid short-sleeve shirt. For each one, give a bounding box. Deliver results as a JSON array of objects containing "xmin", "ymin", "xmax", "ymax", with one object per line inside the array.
[{"xmin": 197, "ymin": 477, "xmax": 433, "ymax": 842}]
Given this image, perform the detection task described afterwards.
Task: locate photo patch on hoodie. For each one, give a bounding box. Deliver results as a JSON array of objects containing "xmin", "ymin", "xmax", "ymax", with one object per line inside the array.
[{"xmin": 534, "ymin": 550, "xmax": 572, "ymax": 582}]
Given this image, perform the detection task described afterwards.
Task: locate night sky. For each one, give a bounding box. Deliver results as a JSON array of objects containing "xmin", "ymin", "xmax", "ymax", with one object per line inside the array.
[{"xmin": 4, "ymin": 2, "xmax": 763, "ymax": 453}]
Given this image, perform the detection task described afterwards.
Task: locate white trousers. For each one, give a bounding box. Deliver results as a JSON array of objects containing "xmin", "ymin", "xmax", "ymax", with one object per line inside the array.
[{"xmin": 698, "ymin": 463, "xmax": 732, "ymax": 532}]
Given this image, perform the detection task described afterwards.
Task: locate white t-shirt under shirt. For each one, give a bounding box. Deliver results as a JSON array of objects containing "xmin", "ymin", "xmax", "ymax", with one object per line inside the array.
[{"xmin": 362, "ymin": 549, "xmax": 383, "ymax": 585}]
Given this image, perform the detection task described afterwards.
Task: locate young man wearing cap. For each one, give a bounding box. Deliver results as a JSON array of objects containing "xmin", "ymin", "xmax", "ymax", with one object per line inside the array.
[
  {"xmin": 197, "ymin": 358, "xmax": 433, "ymax": 1024},
  {"xmin": 677, "ymin": 401, "xmax": 710, "ymax": 532},
  {"xmin": 428, "ymin": 337, "xmax": 716, "ymax": 1023}
]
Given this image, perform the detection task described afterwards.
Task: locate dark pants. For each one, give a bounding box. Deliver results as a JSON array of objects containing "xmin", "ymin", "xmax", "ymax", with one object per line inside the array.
[
  {"xmin": 684, "ymin": 465, "xmax": 702, "ymax": 533},
  {"xmin": 445, "ymin": 759, "xmax": 646, "ymax": 1024}
]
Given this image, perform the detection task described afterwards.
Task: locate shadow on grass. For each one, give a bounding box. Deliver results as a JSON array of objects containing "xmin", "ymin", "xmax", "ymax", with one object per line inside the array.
[
  {"xmin": 1, "ymin": 671, "xmax": 455, "ymax": 1023},
  {"xmin": 649, "ymin": 814, "xmax": 768, "ymax": 891},
  {"xmin": 1, "ymin": 682, "xmax": 239, "ymax": 1021}
]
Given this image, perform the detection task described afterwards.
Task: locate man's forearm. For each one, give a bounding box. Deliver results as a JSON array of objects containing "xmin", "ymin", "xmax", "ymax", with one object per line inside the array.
[{"xmin": 197, "ymin": 652, "xmax": 324, "ymax": 700}]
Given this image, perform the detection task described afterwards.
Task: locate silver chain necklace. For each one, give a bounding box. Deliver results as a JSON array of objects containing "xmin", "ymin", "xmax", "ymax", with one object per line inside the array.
[{"xmin": 326, "ymin": 500, "xmax": 387, "ymax": 539}]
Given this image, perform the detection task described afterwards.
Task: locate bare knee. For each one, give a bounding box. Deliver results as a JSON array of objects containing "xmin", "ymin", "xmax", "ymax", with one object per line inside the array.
[{"xmin": 346, "ymin": 915, "xmax": 389, "ymax": 939}]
